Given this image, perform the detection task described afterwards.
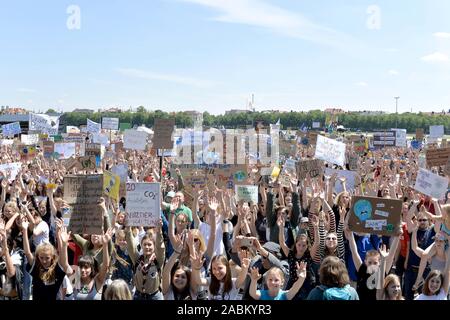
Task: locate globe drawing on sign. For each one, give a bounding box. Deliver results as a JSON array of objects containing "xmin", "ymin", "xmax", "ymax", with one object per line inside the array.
[
  {"xmin": 353, "ymin": 199, "xmax": 372, "ymax": 222},
  {"xmin": 234, "ymin": 171, "xmax": 246, "ymax": 182}
]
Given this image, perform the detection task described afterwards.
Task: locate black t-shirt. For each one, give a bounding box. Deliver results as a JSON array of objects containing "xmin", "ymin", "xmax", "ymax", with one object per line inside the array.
[
  {"xmin": 26, "ymin": 262, "xmax": 66, "ymax": 301},
  {"xmin": 356, "ymin": 264, "xmax": 376, "ymax": 301}
]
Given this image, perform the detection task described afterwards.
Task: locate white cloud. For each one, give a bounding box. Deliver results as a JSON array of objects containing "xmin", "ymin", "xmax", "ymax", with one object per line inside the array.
[
  {"xmin": 116, "ymin": 68, "xmax": 215, "ymax": 88},
  {"xmin": 433, "ymin": 32, "xmax": 450, "ymax": 39},
  {"xmin": 17, "ymin": 88, "xmax": 37, "ymax": 93},
  {"xmin": 421, "ymin": 51, "xmax": 449, "ymax": 63},
  {"xmin": 179, "ymin": 0, "xmax": 361, "ymax": 51},
  {"xmin": 355, "ymin": 81, "xmax": 368, "ymax": 87},
  {"xmin": 388, "ymin": 70, "xmax": 399, "ymax": 76}
]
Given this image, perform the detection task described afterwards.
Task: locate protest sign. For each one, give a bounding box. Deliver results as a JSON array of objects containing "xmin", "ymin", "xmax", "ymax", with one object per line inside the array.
[
  {"xmin": 235, "ymin": 185, "xmax": 258, "ymax": 204},
  {"xmin": 54, "ymin": 143, "xmax": 76, "ymax": 160},
  {"xmin": 283, "ymin": 159, "xmax": 297, "ymax": 175},
  {"xmin": 29, "ymin": 113, "xmax": 59, "ymax": 135},
  {"xmin": 103, "ymin": 171, "xmax": 120, "ymax": 201},
  {"xmin": 64, "ymin": 133, "xmax": 85, "ymax": 144},
  {"xmin": 442, "ymin": 139, "xmax": 447, "ymax": 148},
  {"xmin": 0, "ymin": 163, "xmax": 22, "ymax": 182},
  {"xmin": 279, "ymin": 140, "xmax": 297, "ymax": 157},
  {"xmin": 314, "ymin": 135, "xmax": 346, "ymax": 167},
  {"xmin": 296, "ymin": 159, "xmax": 324, "ymax": 179},
  {"xmin": 153, "ymin": 118, "xmax": 175, "ymax": 149},
  {"xmin": 307, "ymin": 131, "xmax": 318, "ymax": 145},
  {"xmin": 43, "ymin": 141, "xmax": 55, "ymax": 158},
  {"xmin": 430, "ymin": 125, "xmax": 444, "ymax": 138},
  {"xmin": 373, "ymin": 131, "xmax": 396, "ymax": 148},
  {"xmin": 278, "ymin": 172, "xmax": 292, "ymax": 188},
  {"xmin": 126, "ymin": 182, "xmax": 161, "ymax": 227},
  {"xmin": 393, "ymin": 129, "xmax": 407, "ymax": 147},
  {"xmin": 414, "ymin": 168, "xmax": 448, "ymax": 200},
  {"xmin": 2, "ymin": 122, "xmax": 21, "ymax": 136},
  {"xmin": 66, "ymin": 126, "xmax": 80, "ymax": 134},
  {"xmin": 87, "ymin": 119, "xmax": 101, "ymax": 134},
  {"xmin": 353, "ymin": 141, "xmax": 366, "ymax": 154},
  {"xmin": 312, "ymin": 122, "xmax": 321, "ymax": 129},
  {"xmin": 64, "ymin": 174, "xmax": 104, "ymax": 234},
  {"xmin": 85, "ymin": 143, "xmax": 101, "ymax": 157},
  {"xmin": 411, "ymin": 140, "xmax": 422, "ymax": 150},
  {"xmin": 425, "ymin": 147, "xmax": 450, "ymax": 167},
  {"xmin": 92, "ymin": 133, "xmax": 109, "ymax": 146},
  {"xmin": 19, "ymin": 145, "xmax": 36, "ymax": 160},
  {"xmin": 21, "ymin": 134, "xmax": 39, "ymax": 145},
  {"xmin": 348, "ymin": 196, "xmax": 402, "ymax": 236},
  {"xmin": 416, "ymin": 129, "xmax": 424, "ymax": 140},
  {"xmin": 0, "ymin": 140, "xmax": 14, "ymax": 146},
  {"xmin": 123, "ymin": 129, "xmax": 148, "ymax": 151},
  {"xmin": 348, "ymin": 154, "xmax": 358, "ymax": 171},
  {"xmin": 324, "ymin": 168, "xmax": 358, "ymax": 193},
  {"xmin": 102, "ymin": 117, "xmax": 119, "ymax": 130},
  {"xmin": 445, "ymin": 157, "xmax": 450, "ymax": 176}
]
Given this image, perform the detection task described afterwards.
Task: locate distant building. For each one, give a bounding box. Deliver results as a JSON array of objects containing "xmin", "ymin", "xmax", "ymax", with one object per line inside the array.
[
  {"xmin": 103, "ymin": 107, "xmax": 122, "ymax": 113},
  {"xmin": 324, "ymin": 108, "xmax": 345, "ymax": 114},
  {"xmin": 73, "ymin": 108, "xmax": 95, "ymax": 113},
  {"xmin": 357, "ymin": 110, "xmax": 386, "ymax": 116},
  {"xmin": 1, "ymin": 106, "xmax": 28, "ymax": 115},
  {"xmin": 225, "ymin": 109, "xmax": 250, "ymax": 115}
]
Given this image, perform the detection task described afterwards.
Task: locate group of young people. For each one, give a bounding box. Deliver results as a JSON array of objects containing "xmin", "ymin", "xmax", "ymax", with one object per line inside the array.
[{"xmin": 0, "ymin": 130, "xmax": 449, "ymax": 301}]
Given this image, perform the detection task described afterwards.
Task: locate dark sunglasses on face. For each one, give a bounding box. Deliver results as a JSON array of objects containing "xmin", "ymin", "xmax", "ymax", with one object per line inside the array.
[{"xmin": 418, "ymin": 219, "xmax": 428, "ymax": 222}]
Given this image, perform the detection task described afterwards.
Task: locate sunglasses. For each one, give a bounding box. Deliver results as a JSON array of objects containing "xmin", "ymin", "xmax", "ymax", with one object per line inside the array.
[{"xmin": 418, "ymin": 219, "xmax": 428, "ymax": 222}]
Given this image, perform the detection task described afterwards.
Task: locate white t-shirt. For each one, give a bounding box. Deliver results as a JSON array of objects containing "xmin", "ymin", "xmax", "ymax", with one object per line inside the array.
[
  {"xmin": 415, "ymin": 289, "xmax": 447, "ymax": 300},
  {"xmin": 199, "ymin": 219, "xmax": 224, "ymax": 257},
  {"xmin": 33, "ymin": 221, "xmax": 50, "ymax": 247},
  {"xmin": 207, "ymin": 277, "xmax": 239, "ymax": 300}
]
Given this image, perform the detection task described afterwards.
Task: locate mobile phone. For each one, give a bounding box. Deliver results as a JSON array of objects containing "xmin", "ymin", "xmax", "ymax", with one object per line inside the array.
[{"xmin": 241, "ymin": 237, "xmax": 253, "ymax": 247}]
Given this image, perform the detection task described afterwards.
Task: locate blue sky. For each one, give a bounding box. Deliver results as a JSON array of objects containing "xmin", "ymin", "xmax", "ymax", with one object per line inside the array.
[{"xmin": 1, "ymin": 0, "xmax": 450, "ymax": 114}]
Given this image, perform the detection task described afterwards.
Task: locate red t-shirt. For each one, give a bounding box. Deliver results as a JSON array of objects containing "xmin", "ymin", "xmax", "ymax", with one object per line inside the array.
[{"xmin": 400, "ymin": 223, "xmax": 410, "ymax": 258}]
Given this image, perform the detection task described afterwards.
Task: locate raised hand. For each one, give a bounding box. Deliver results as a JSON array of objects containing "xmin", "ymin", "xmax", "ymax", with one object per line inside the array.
[
  {"xmin": 296, "ymin": 261, "xmax": 307, "ymax": 279},
  {"xmin": 250, "ymin": 267, "xmax": 261, "ymax": 281},
  {"xmin": 276, "ymin": 214, "xmax": 285, "ymax": 228},
  {"xmin": 20, "ymin": 217, "xmax": 29, "ymax": 231},
  {"xmin": 208, "ymin": 197, "xmax": 219, "ymax": 211},
  {"xmin": 170, "ymin": 198, "xmax": 180, "ymax": 213},
  {"xmin": 103, "ymin": 227, "xmax": 114, "ymax": 244},
  {"xmin": 379, "ymin": 244, "xmax": 389, "ymax": 259},
  {"xmin": 241, "ymin": 257, "xmax": 251, "ymax": 270},
  {"xmin": 59, "ymin": 225, "xmax": 71, "ymax": 244}
]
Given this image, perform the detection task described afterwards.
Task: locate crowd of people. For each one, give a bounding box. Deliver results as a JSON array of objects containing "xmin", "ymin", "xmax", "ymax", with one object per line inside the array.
[{"xmin": 0, "ymin": 129, "xmax": 449, "ymax": 301}]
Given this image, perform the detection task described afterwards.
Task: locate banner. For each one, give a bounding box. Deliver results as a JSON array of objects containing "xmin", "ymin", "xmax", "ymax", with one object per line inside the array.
[
  {"xmin": 54, "ymin": 142, "xmax": 76, "ymax": 160},
  {"xmin": 235, "ymin": 185, "xmax": 258, "ymax": 204},
  {"xmin": 348, "ymin": 196, "xmax": 402, "ymax": 236},
  {"xmin": 103, "ymin": 171, "xmax": 120, "ymax": 201},
  {"xmin": 414, "ymin": 168, "xmax": 448, "ymax": 200},
  {"xmin": 126, "ymin": 182, "xmax": 161, "ymax": 227},
  {"xmin": 123, "ymin": 129, "xmax": 148, "ymax": 151},
  {"xmin": 425, "ymin": 147, "xmax": 450, "ymax": 167},
  {"xmin": 314, "ymin": 135, "xmax": 346, "ymax": 167},
  {"xmin": 153, "ymin": 118, "xmax": 175, "ymax": 149},
  {"xmin": 64, "ymin": 174, "xmax": 104, "ymax": 234},
  {"xmin": 29, "ymin": 113, "xmax": 59, "ymax": 135},
  {"xmin": 296, "ymin": 159, "xmax": 324, "ymax": 179},
  {"xmin": 87, "ymin": 119, "xmax": 101, "ymax": 134},
  {"xmin": 324, "ymin": 168, "xmax": 358, "ymax": 193},
  {"xmin": 430, "ymin": 125, "xmax": 444, "ymax": 138},
  {"xmin": 2, "ymin": 122, "xmax": 21, "ymax": 136},
  {"xmin": 101, "ymin": 117, "xmax": 119, "ymax": 130},
  {"xmin": 0, "ymin": 163, "xmax": 22, "ymax": 182},
  {"xmin": 21, "ymin": 134, "xmax": 39, "ymax": 145}
]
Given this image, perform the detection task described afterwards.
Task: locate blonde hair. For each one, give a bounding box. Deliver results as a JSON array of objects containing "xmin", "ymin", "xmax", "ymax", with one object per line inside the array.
[
  {"xmin": 179, "ymin": 229, "xmax": 206, "ymax": 266},
  {"xmin": 266, "ymin": 267, "xmax": 285, "ymax": 285},
  {"xmin": 383, "ymin": 274, "xmax": 403, "ymax": 300},
  {"xmin": 35, "ymin": 243, "xmax": 58, "ymax": 284},
  {"xmin": 104, "ymin": 279, "xmax": 132, "ymax": 300}
]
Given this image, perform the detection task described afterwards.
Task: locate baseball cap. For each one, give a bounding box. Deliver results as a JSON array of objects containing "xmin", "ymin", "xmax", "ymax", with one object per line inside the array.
[{"xmin": 300, "ymin": 217, "xmax": 309, "ymax": 223}]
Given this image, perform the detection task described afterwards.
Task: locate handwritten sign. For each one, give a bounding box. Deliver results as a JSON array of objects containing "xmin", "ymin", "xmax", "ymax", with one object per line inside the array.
[
  {"xmin": 314, "ymin": 135, "xmax": 346, "ymax": 167},
  {"xmin": 373, "ymin": 131, "xmax": 396, "ymax": 148},
  {"xmin": 43, "ymin": 141, "xmax": 55, "ymax": 158},
  {"xmin": 64, "ymin": 174, "xmax": 104, "ymax": 234},
  {"xmin": 103, "ymin": 171, "xmax": 120, "ymax": 201},
  {"xmin": 416, "ymin": 129, "xmax": 424, "ymax": 140},
  {"xmin": 2, "ymin": 122, "xmax": 21, "ymax": 136},
  {"xmin": 153, "ymin": 118, "xmax": 175, "ymax": 149},
  {"xmin": 126, "ymin": 182, "xmax": 161, "ymax": 227},
  {"xmin": 87, "ymin": 119, "xmax": 101, "ymax": 134},
  {"xmin": 0, "ymin": 163, "xmax": 22, "ymax": 182},
  {"xmin": 414, "ymin": 168, "xmax": 448, "ymax": 200},
  {"xmin": 429, "ymin": 125, "xmax": 444, "ymax": 138},
  {"xmin": 296, "ymin": 159, "xmax": 324, "ymax": 179},
  {"xmin": 102, "ymin": 117, "xmax": 119, "ymax": 130},
  {"xmin": 123, "ymin": 129, "xmax": 148, "ymax": 151},
  {"xmin": 54, "ymin": 142, "xmax": 76, "ymax": 160},
  {"xmin": 425, "ymin": 147, "xmax": 450, "ymax": 167},
  {"xmin": 348, "ymin": 196, "xmax": 402, "ymax": 236},
  {"xmin": 29, "ymin": 113, "xmax": 59, "ymax": 135},
  {"xmin": 235, "ymin": 185, "xmax": 258, "ymax": 204},
  {"xmin": 21, "ymin": 134, "xmax": 39, "ymax": 145}
]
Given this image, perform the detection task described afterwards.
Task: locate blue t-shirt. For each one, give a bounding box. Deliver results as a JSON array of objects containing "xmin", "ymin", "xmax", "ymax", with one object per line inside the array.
[
  {"xmin": 259, "ymin": 290, "xmax": 288, "ymax": 300},
  {"xmin": 407, "ymin": 228, "xmax": 436, "ymax": 268}
]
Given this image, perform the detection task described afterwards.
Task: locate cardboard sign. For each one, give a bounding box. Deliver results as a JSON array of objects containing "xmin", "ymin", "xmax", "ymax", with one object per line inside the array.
[
  {"xmin": 324, "ymin": 168, "xmax": 358, "ymax": 193},
  {"xmin": 65, "ymin": 155, "xmax": 97, "ymax": 171},
  {"xmin": 85, "ymin": 143, "xmax": 101, "ymax": 157},
  {"xmin": 373, "ymin": 131, "xmax": 396, "ymax": 148},
  {"xmin": 21, "ymin": 134, "xmax": 39, "ymax": 145},
  {"xmin": 64, "ymin": 174, "xmax": 104, "ymax": 234},
  {"xmin": 235, "ymin": 185, "xmax": 258, "ymax": 204},
  {"xmin": 123, "ymin": 129, "xmax": 148, "ymax": 151},
  {"xmin": 43, "ymin": 141, "xmax": 55, "ymax": 159},
  {"xmin": 126, "ymin": 182, "xmax": 161, "ymax": 227},
  {"xmin": 19, "ymin": 145, "xmax": 36, "ymax": 160},
  {"xmin": 102, "ymin": 117, "xmax": 119, "ymax": 130},
  {"xmin": 416, "ymin": 129, "xmax": 424, "ymax": 140},
  {"xmin": 348, "ymin": 196, "xmax": 402, "ymax": 236},
  {"xmin": 0, "ymin": 163, "xmax": 22, "ymax": 182},
  {"xmin": 414, "ymin": 168, "xmax": 448, "ymax": 200},
  {"xmin": 2, "ymin": 122, "xmax": 21, "ymax": 136},
  {"xmin": 314, "ymin": 135, "xmax": 346, "ymax": 167},
  {"xmin": 153, "ymin": 118, "xmax": 175, "ymax": 149},
  {"xmin": 425, "ymin": 147, "xmax": 450, "ymax": 167},
  {"xmin": 87, "ymin": 119, "xmax": 101, "ymax": 134},
  {"xmin": 279, "ymin": 140, "xmax": 297, "ymax": 157},
  {"xmin": 430, "ymin": 125, "xmax": 444, "ymax": 138},
  {"xmin": 103, "ymin": 171, "xmax": 120, "ymax": 201},
  {"xmin": 348, "ymin": 154, "xmax": 358, "ymax": 170},
  {"xmin": 29, "ymin": 113, "xmax": 59, "ymax": 135},
  {"xmin": 296, "ymin": 159, "xmax": 324, "ymax": 179},
  {"xmin": 307, "ymin": 131, "xmax": 318, "ymax": 145}
]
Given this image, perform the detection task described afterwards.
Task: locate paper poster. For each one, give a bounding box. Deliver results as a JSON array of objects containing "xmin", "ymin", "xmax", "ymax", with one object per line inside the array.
[
  {"xmin": 430, "ymin": 125, "xmax": 444, "ymax": 138},
  {"xmin": 123, "ymin": 129, "xmax": 148, "ymax": 151},
  {"xmin": 54, "ymin": 143, "xmax": 76, "ymax": 160},
  {"xmin": 312, "ymin": 122, "xmax": 321, "ymax": 129},
  {"xmin": 296, "ymin": 159, "xmax": 324, "ymax": 179},
  {"xmin": 416, "ymin": 129, "xmax": 424, "ymax": 140},
  {"xmin": 373, "ymin": 131, "xmax": 396, "ymax": 148},
  {"xmin": 92, "ymin": 133, "xmax": 109, "ymax": 146},
  {"xmin": 414, "ymin": 168, "xmax": 448, "ymax": 200},
  {"xmin": 126, "ymin": 182, "xmax": 161, "ymax": 227},
  {"xmin": 29, "ymin": 113, "xmax": 59, "ymax": 135},
  {"xmin": 393, "ymin": 129, "xmax": 407, "ymax": 147},
  {"xmin": 43, "ymin": 141, "xmax": 55, "ymax": 158},
  {"xmin": 235, "ymin": 185, "xmax": 258, "ymax": 204},
  {"xmin": 63, "ymin": 174, "xmax": 104, "ymax": 234},
  {"xmin": 2, "ymin": 122, "xmax": 21, "ymax": 136},
  {"xmin": 324, "ymin": 168, "xmax": 358, "ymax": 193},
  {"xmin": 87, "ymin": 119, "xmax": 101, "ymax": 134},
  {"xmin": 0, "ymin": 163, "xmax": 22, "ymax": 182},
  {"xmin": 153, "ymin": 118, "xmax": 175, "ymax": 149},
  {"xmin": 425, "ymin": 147, "xmax": 450, "ymax": 167},
  {"xmin": 348, "ymin": 196, "xmax": 402, "ymax": 236},
  {"xmin": 101, "ymin": 117, "xmax": 119, "ymax": 130},
  {"xmin": 21, "ymin": 134, "xmax": 39, "ymax": 145},
  {"xmin": 314, "ymin": 135, "xmax": 346, "ymax": 167},
  {"xmin": 103, "ymin": 171, "xmax": 120, "ymax": 201}
]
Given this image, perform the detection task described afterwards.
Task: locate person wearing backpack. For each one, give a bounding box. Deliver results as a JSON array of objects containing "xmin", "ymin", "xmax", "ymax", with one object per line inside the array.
[{"xmin": 306, "ymin": 256, "xmax": 359, "ymax": 300}]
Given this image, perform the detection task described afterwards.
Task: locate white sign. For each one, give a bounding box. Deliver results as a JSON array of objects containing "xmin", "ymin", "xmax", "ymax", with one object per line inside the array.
[
  {"xmin": 66, "ymin": 126, "xmax": 80, "ymax": 134},
  {"xmin": 92, "ymin": 133, "xmax": 109, "ymax": 146},
  {"xmin": 102, "ymin": 117, "xmax": 119, "ymax": 130},
  {"xmin": 123, "ymin": 129, "xmax": 148, "ymax": 151},
  {"xmin": 54, "ymin": 143, "xmax": 76, "ymax": 160},
  {"xmin": 430, "ymin": 125, "xmax": 444, "ymax": 138},
  {"xmin": 0, "ymin": 140, "xmax": 14, "ymax": 146},
  {"xmin": 2, "ymin": 122, "xmax": 21, "ymax": 136},
  {"xmin": 392, "ymin": 129, "xmax": 407, "ymax": 147},
  {"xmin": 314, "ymin": 135, "xmax": 346, "ymax": 167},
  {"xmin": 0, "ymin": 163, "xmax": 22, "ymax": 182},
  {"xmin": 29, "ymin": 113, "xmax": 59, "ymax": 135},
  {"xmin": 126, "ymin": 182, "xmax": 161, "ymax": 227},
  {"xmin": 21, "ymin": 134, "xmax": 39, "ymax": 145},
  {"xmin": 312, "ymin": 122, "xmax": 321, "ymax": 129},
  {"xmin": 324, "ymin": 168, "xmax": 358, "ymax": 193},
  {"xmin": 112, "ymin": 164, "xmax": 128, "ymax": 183},
  {"xmin": 235, "ymin": 185, "xmax": 258, "ymax": 204},
  {"xmin": 87, "ymin": 119, "xmax": 101, "ymax": 134},
  {"xmin": 414, "ymin": 168, "xmax": 448, "ymax": 200}
]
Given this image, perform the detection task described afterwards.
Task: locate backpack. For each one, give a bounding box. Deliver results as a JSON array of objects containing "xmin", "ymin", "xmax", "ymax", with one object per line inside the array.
[{"xmin": 318, "ymin": 285, "xmax": 353, "ymax": 300}]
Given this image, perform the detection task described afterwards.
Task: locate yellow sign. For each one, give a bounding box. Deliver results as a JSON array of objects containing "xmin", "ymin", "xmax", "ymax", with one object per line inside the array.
[{"xmin": 103, "ymin": 171, "xmax": 120, "ymax": 201}]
